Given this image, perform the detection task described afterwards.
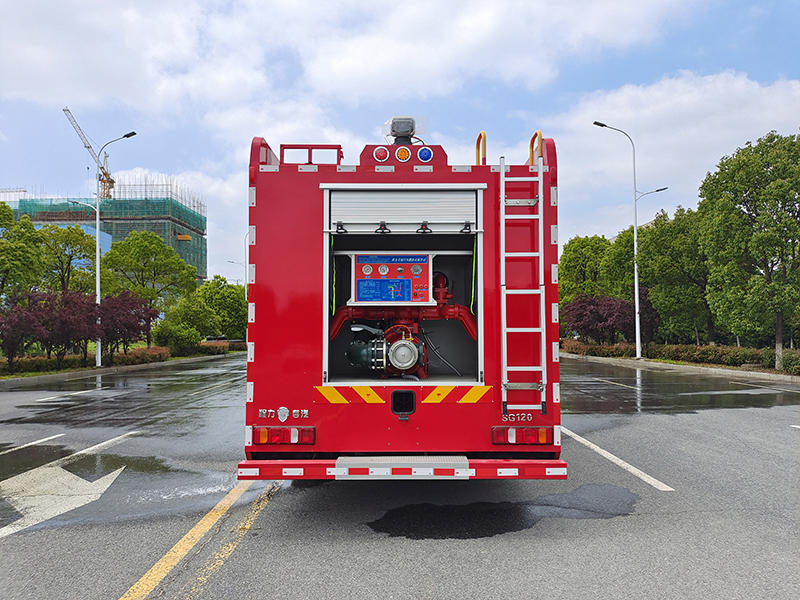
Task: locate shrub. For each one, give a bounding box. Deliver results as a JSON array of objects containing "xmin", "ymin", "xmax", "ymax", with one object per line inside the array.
[
  {"xmin": 113, "ymin": 346, "xmax": 170, "ymax": 365},
  {"xmin": 196, "ymin": 341, "xmax": 229, "ymax": 355},
  {"xmin": 153, "ymin": 321, "xmax": 203, "ymax": 356},
  {"xmin": 562, "ymin": 340, "xmax": 800, "ymax": 373}
]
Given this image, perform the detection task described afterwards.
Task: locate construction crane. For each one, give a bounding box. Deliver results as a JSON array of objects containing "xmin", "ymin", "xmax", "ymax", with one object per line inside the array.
[{"xmin": 63, "ymin": 107, "xmax": 136, "ymax": 199}]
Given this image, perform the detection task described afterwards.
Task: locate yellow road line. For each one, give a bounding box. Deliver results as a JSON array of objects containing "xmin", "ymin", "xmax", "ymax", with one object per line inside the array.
[
  {"xmin": 118, "ymin": 480, "xmax": 253, "ymax": 600},
  {"xmin": 178, "ymin": 482, "xmax": 281, "ymax": 599}
]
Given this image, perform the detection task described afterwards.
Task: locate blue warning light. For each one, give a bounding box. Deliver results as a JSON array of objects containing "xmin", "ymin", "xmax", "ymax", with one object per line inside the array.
[{"xmin": 417, "ymin": 146, "xmax": 433, "ymax": 163}]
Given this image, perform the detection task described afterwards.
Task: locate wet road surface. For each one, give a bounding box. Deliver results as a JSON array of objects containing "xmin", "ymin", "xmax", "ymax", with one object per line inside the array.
[
  {"xmin": 560, "ymin": 358, "xmax": 800, "ymax": 413},
  {"xmin": 0, "ymin": 355, "xmax": 798, "ymax": 599}
]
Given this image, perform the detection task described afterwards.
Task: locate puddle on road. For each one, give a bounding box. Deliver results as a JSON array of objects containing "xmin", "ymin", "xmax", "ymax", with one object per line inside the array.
[
  {"xmin": 367, "ymin": 484, "xmax": 638, "ymax": 540},
  {"xmin": 0, "ymin": 443, "xmax": 71, "ymax": 480},
  {"xmin": 62, "ymin": 453, "xmax": 174, "ymax": 482}
]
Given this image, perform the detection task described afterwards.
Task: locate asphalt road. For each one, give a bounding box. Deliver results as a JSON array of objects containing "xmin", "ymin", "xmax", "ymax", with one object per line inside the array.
[{"xmin": 0, "ymin": 355, "xmax": 797, "ymax": 599}]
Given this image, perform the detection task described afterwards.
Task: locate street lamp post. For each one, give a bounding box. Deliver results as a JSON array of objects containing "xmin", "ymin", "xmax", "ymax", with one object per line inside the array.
[
  {"xmin": 71, "ymin": 131, "xmax": 136, "ymax": 367},
  {"xmin": 228, "ymin": 260, "xmax": 247, "ymax": 300},
  {"xmin": 593, "ymin": 121, "xmax": 666, "ymax": 358},
  {"xmin": 228, "ymin": 230, "xmax": 250, "ymax": 301}
]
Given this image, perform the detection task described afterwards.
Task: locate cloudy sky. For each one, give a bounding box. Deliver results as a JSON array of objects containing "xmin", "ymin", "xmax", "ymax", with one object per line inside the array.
[{"xmin": 1, "ymin": 0, "xmax": 798, "ymax": 283}]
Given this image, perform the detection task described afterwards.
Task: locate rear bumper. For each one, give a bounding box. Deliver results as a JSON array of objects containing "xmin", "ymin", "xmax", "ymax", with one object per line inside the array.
[{"xmin": 238, "ymin": 455, "xmax": 567, "ymax": 480}]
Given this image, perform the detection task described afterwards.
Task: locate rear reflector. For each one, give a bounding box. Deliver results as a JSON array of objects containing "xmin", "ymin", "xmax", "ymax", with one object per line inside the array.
[
  {"xmin": 491, "ymin": 426, "xmax": 553, "ymax": 445},
  {"xmin": 255, "ymin": 426, "xmax": 316, "ymax": 445}
]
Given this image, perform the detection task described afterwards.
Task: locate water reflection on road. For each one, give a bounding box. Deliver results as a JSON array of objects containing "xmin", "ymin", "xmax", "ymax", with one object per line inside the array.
[{"xmin": 560, "ymin": 357, "xmax": 800, "ymax": 414}]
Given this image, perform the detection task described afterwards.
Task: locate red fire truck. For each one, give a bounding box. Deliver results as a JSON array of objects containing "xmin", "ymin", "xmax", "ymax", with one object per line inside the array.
[{"xmin": 237, "ymin": 116, "xmax": 566, "ymax": 481}]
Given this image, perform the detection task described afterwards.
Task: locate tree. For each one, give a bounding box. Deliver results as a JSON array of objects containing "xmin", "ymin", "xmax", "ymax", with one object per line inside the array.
[
  {"xmin": 599, "ymin": 227, "xmax": 635, "ymax": 299},
  {"xmin": 99, "ymin": 291, "xmax": 159, "ymax": 366},
  {"xmin": 38, "ymin": 291, "xmax": 99, "ymax": 368},
  {"xmin": 0, "ymin": 292, "xmax": 47, "ymax": 374},
  {"xmin": 39, "ymin": 224, "xmax": 95, "ymax": 293},
  {"xmin": 152, "ymin": 321, "xmax": 203, "ymax": 356},
  {"xmin": 699, "ymin": 131, "xmax": 800, "ymax": 369},
  {"xmin": 161, "ymin": 292, "xmax": 221, "ymax": 339},
  {"xmin": 562, "ymin": 294, "xmax": 629, "ymax": 345},
  {"xmin": 102, "ymin": 231, "xmax": 197, "ymax": 343},
  {"xmin": 196, "ymin": 275, "xmax": 247, "ymax": 339},
  {"xmin": 559, "ymin": 235, "xmax": 611, "ymax": 305},
  {"xmin": 0, "ymin": 204, "xmax": 44, "ymax": 300},
  {"xmin": 639, "ymin": 208, "xmax": 716, "ymax": 345}
]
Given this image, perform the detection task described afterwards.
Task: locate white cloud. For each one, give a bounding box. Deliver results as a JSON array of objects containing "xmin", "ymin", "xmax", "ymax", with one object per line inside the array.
[
  {"xmin": 5, "ymin": 0, "xmax": 796, "ymax": 281},
  {"xmin": 540, "ymin": 71, "xmax": 800, "ymax": 246},
  {"xmin": 1, "ymin": 0, "xmax": 700, "ymax": 112}
]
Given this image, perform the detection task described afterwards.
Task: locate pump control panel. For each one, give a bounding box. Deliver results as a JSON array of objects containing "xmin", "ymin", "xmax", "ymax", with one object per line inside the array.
[{"xmin": 348, "ymin": 254, "xmax": 435, "ymax": 305}]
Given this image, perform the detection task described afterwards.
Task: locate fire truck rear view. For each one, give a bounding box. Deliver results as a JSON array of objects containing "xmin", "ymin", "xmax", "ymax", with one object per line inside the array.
[{"xmin": 238, "ymin": 116, "xmax": 566, "ymax": 481}]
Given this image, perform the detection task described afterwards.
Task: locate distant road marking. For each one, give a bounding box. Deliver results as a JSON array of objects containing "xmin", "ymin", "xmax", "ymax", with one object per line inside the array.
[
  {"xmin": 189, "ymin": 377, "xmax": 245, "ymax": 397},
  {"xmin": 591, "ymin": 377, "xmax": 641, "ymax": 391},
  {"xmin": 36, "ymin": 388, "xmax": 109, "ymax": 402},
  {"xmin": 734, "ymin": 381, "xmax": 800, "ymax": 395},
  {"xmin": 118, "ymin": 480, "xmax": 254, "ymax": 600},
  {"xmin": 562, "ymin": 427, "xmax": 674, "ymax": 491},
  {"xmin": 791, "ymin": 425, "xmax": 800, "ymax": 430},
  {"xmin": 178, "ymin": 482, "xmax": 282, "ymax": 599},
  {"xmin": 0, "ymin": 433, "xmax": 66, "ymax": 457}
]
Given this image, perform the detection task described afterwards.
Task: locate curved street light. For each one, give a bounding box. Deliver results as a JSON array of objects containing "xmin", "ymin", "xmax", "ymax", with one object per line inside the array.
[
  {"xmin": 71, "ymin": 131, "xmax": 137, "ymax": 367},
  {"xmin": 593, "ymin": 121, "xmax": 667, "ymax": 358}
]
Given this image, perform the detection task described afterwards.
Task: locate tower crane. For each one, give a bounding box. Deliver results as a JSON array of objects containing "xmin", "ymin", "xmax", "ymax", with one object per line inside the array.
[{"xmin": 63, "ymin": 107, "xmax": 135, "ymax": 199}]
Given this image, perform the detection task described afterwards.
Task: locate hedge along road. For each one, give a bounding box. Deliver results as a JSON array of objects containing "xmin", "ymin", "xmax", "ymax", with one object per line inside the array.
[{"xmin": 0, "ymin": 354, "xmax": 798, "ymax": 599}]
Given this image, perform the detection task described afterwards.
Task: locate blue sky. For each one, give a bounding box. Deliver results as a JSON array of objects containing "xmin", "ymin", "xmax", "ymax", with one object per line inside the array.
[{"xmin": 1, "ymin": 0, "xmax": 798, "ymax": 283}]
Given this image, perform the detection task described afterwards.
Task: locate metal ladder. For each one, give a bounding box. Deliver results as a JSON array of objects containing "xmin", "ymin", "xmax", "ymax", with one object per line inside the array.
[{"xmin": 498, "ymin": 146, "xmax": 547, "ymax": 415}]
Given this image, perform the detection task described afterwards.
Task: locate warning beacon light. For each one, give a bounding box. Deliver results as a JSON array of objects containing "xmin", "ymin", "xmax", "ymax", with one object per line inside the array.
[{"xmin": 382, "ymin": 115, "xmax": 430, "ymax": 145}]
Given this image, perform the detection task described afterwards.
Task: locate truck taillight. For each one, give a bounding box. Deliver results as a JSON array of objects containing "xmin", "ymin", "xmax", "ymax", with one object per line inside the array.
[
  {"xmin": 491, "ymin": 426, "xmax": 552, "ymax": 445},
  {"xmin": 255, "ymin": 426, "xmax": 316, "ymax": 445}
]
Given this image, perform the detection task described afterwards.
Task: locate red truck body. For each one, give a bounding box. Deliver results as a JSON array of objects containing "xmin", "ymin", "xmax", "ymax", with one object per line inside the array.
[{"xmin": 238, "ymin": 121, "xmax": 566, "ymax": 481}]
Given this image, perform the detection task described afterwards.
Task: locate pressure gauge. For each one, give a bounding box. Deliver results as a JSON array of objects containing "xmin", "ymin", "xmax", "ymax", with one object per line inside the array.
[
  {"xmin": 411, "ymin": 264, "xmax": 423, "ymax": 275},
  {"xmin": 362, "ymin": 264, "xmax": 373, "ymax": 275},
  {"xmin": 378, "ymin": 264, "xmax": 390, "ymax": 275}
]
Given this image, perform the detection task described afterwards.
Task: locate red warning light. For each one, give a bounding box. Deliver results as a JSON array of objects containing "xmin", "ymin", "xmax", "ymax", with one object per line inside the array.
[{"xmin": 374, "ymin": 146, "xmax": 390, "ymax": 162}]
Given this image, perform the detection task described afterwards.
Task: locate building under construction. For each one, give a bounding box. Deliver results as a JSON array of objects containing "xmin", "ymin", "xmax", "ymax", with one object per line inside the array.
[{"xmin": 7, "ymin": 175, "xmax": 207, "ymax": 279}]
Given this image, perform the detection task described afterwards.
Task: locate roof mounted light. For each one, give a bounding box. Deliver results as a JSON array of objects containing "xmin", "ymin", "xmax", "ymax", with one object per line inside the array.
[{"xmin": 382, "ymin": 115, "xmax": 429, "ymax": 145}]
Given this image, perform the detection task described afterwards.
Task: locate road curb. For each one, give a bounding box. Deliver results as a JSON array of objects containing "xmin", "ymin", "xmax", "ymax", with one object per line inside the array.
[
  {"xmin": 561, "ymin": 352, "xmax": 800, "ymax": 385},
  {"xmin": 0, "ymin": 352, "xmax": 246, "ymax": 390}
]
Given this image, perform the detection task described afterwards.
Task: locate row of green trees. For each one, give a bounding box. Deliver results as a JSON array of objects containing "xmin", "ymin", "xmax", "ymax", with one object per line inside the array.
[
  {"xmin": 0, "ymin": 202, "xmax": 247, "ymax": 371},
  {"xmin": 560, "ymin": 130, "xmax": 799, "ymax": 371}
]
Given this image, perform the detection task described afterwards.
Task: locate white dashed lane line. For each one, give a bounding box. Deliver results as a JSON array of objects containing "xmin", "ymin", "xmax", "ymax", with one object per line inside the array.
[
  {"xmin": 0, "ymin": 434, "xmax": 66, "ymax": 456},
  {"xmin": 562, "ymin": 426, "xmax": 674, "ymax": 492}
]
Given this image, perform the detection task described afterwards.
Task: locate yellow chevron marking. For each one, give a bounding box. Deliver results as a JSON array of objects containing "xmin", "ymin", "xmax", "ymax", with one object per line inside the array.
[
  {"xmin": 458, "ymin": 386, "xmax": 491, "ymax": 403},
  {"xmin": 353, "ymin": 386, "xmax": 385, "ymax": 403},
  {"xmin": 423, "ymin": 386, "xmax": 456, "ymax": 403},
  {"xmin": 315, "ymin": 386, "xmax": 349, "ymax": 404}
]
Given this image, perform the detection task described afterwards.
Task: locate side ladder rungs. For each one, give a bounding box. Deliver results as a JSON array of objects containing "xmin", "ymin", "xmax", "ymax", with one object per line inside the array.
[
  {"xmin": 505, "ymin": 252, "xmax": 540, "ymax": 258},
  {"xmin": 505, "ymin": 289, "xmax": 542, "ymax": 295},
  {"xmin": 507, "ymin": 366, "xmax": 544, "ymax": 372},
  {"xmin": 507, "ymin": 327, "xmax": 543, "ymax": 333},
  {"xmin": 504, "ymin": 214, "xmax": 540, "ymax": 220},
  {"xmin": 505, "ymin": 382, "xmax": 544, "ymax": 390},
  {"xmin": 505, "ymin": 176, "xmax": 539, "ymax": 182}
]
